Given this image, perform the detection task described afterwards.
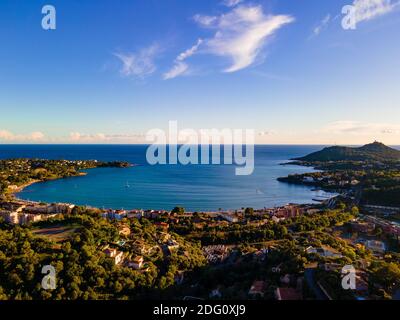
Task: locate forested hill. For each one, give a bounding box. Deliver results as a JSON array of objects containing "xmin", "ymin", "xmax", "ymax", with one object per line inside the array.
[{"xmin": 294, "ymin": 141, "xmax": 400, "ymax": 162}]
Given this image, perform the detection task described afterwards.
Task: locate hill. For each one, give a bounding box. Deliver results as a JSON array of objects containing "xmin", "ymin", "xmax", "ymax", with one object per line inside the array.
[{"xmin": 294, "ymin": 141, "xmax": 400, "ymax": 162}]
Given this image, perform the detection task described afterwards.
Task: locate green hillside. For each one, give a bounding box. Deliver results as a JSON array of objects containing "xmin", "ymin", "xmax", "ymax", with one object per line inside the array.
[{"xmin": 294, "ymin": 141, "xmax": 400, "ymax": 162}]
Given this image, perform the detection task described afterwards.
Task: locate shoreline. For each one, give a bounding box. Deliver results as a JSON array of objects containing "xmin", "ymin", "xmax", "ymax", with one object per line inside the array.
[
  {"xmin": 10, "ymin": 172, "xmax": 88, "ymax": 200},
  {"xmin": 9, "ymin": 161, "xmax": 338, "ymax": 212}
]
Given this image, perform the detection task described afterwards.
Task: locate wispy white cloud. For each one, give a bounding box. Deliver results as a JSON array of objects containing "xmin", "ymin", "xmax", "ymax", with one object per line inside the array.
[
  {"xmin": 321, "ymin": 120, "xmax": 400, "ymax": 135},
  {"xmin": 313, "ymin": 14, "xmax": 331, "ymax": 36},
  {"xmin": 163, "ymin": 39, "xmax": 203, "ymax": 80},
  {"xmin": 68, "ymin": 132, "xmax": 146, "ymax": 143},
  {"xmin": 0, "ymin": 130, "xmax": 45, "ymax": 142},
  {"xmin": 114, "ymin": 44, "xmax": 159, "ymax": 78},
  {"xmin": 348, "ymin": 0, "xmax": 399, "ymax": 25},
  {"xmin": 163, "ymin": 62, "xmax": 189, "ymax": 80},
  {"xmin": 193, "ymin": 14, "xmax": 218, "ymax": 27},
  {"xmin": 194, "ymin": 4, "xmax": 294, "ymax": 73},
  {"xmin": 222, "ymin": 0, "xmax": 243, "ymax": 8},
  {"xmin": 176, "ymin": 39, "xmax": 204, "ymax": 61}
]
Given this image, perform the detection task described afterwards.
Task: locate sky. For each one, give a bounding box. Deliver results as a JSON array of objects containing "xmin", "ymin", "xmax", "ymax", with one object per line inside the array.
[{"xmin": 0, "ymin": 0, "xmax": 400, "ymax": 144}]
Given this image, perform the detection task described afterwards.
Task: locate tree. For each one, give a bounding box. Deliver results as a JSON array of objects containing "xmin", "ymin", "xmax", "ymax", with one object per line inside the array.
[
  {"xmin": 351, "ymin": 206, "xmax": 359, "ymax": 216},
  {"xmin": 171, "ymin": 207, "xmax": 185, "ymax": 215}
]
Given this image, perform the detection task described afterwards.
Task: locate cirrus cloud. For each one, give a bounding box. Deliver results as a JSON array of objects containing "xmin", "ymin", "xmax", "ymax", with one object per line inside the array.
[
  {"xmin": 114, "ymin": 44, "xmax": 159, "ymax": 78},
  {"xmin": 165, "ymin": 4, "xmax": 294, "ymax": 79},
  {"xmin": 349, "ymin": 0, "xmax": 400, "ymax": 25},
  {"xmin": 196, "ymin": 5, "xmax": 295, "ymax": 73},
  {"xmin": 163, "ymin": 39, "xmax": 203, "ymax": 80}
]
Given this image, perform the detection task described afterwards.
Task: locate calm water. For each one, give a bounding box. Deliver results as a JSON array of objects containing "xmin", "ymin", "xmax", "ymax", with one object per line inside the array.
[{"xmin": 0, "ymin": 144, "xmax": 334, "ymax": 211}]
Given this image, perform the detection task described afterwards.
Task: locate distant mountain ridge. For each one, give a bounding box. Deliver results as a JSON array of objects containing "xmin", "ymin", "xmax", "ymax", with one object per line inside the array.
[{"xmin": 294, "ymin": 141, "xmax": 400, "ymax": 162}]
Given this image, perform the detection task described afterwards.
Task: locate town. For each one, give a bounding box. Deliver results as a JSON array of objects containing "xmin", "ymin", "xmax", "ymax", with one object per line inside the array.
[{"xmin": 0, "ymin": 155, "xmax": 400, "ymax": 300}]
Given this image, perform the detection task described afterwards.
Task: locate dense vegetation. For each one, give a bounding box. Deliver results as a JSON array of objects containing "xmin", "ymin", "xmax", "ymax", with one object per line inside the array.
[
  {"xmin": 0, "ymin": 209, "xmax": 206, "ymax": 300},
  {"xmin": 0, "ymin": 158, "xmax": 130, "ymax": 196},
  {"xmin": 294, "ymin": 141, "xmax": 400, "ymax": 162}
]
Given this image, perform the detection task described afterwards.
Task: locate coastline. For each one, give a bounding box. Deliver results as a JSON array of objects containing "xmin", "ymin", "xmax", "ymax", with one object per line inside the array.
[
  {"xmin": 10, "ymin": 180, "xmax": 41, "ymax": 194},
  {"xmin": 11, "ymin": 172, "xmax": 88, "ymax": 200},
  {"xmin": 12, "ymin": 170, "xmax": 337, "ymax": 212}
]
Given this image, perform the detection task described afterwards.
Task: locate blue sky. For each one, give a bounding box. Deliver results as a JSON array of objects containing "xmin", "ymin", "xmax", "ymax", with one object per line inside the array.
[{"xmin": 1, "ymin": 0, "xmax": 400, "ymax": 144}]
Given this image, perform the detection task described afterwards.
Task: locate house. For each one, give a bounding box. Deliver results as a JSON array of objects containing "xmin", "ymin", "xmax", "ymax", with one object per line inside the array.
[
  {"xmin": 103, "ymin": 247, "xmax": 124, "ymax": 265},
  {"xmin": 127, "ymin": 256, "xmax": 144, "ymax": 270},
  {"xmin": 219, "ymin": 212, "xmax": 239, "ymax": 223},
  {"xmin": 306, "ymin": 246, "xmax": 342, "ymax": 259},
  {"xmin": 19, "ymin": 213, "xmax": 43, "ymax": 225},
  {"xmin": 167, "ymin": 239, "xmax": 179, "ymax": 253},
  {"xmin": 248, "ymin": 281, "xmax": 266, "ymax": 298},
  {"xmin": 50, "ymin": 203, "xmax": 75, "ymax": 214},
  {"xmin": 275, "ymin": 287, "xmax": 303, "ymax": 300},
  {"xmin": 127, "ymin": 210, "xmax": 144, "ymax": 219},
  {"xmin": 102, "ymin": 209, "xmax": 127, "ymax": 220},
  {"xmin": 203, "ymin": 245, "xmax": 229, "ymax": 263},
  {"xmin": 144, "ymin": 210, "xmax": 168, "ymax": 219},
  {"xmin": 0, "ymin": 211, "xmax": 19, "ymax": 224}
]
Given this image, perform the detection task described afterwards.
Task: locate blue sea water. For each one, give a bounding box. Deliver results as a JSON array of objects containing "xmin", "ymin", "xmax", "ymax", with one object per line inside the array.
[{"xmin": 0, "ymin": 144, "xmax": 334, "ymax": 211}]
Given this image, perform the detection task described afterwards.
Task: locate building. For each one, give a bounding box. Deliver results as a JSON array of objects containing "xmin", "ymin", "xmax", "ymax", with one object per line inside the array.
[
  {"xmin": 219, "ymin": 212, "xmax": 239, "ymax": 223},
  {"xmin": 144, "ymin": 210, "xmax": 168, "ymax": 219},
  {"xmin": 103, "ymin": 248, "xmax": 124, "ymax": 265},
  {"xmin": 0, "ymin": 201, "xmax": 26, "ymax": 212},
  {"xmin": 306, "ymin": 246, "xmax": 342, "ymax": 259},
  {"xmin": 268, "ymin": 205, "xmax": 304, "ymax": 219},
  {"xmin": 127, "ymin": 210, "xmax": 144, "ymax": 219},
  {"xmin": 50, "ymin": 203, "xmax": 75, "ymax": 214},
  {"xmin": 167, "ymin": 239, "xmax": 179, "ymax": 253},
  {"xmin": 102, "ymin": 209, "xmax": 127, "ymax": 220},
  {"xmin": 203, "ymin": 245, "xmax": 229, "ymax": 263},
  {"xmin": 126, "ymin": 256, "xmax": 144, "ymax": 270},
  {"xmin": 19, "ymin": 213, "xmax": 43, "ymax": 224},
  {"xmin": 0, "ymin": 211, "xmax": 19, "ymax": 224}
]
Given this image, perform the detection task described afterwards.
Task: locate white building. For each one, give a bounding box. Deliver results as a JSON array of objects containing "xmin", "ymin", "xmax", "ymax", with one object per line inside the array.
[
  {"xmin": 127, "ymin": 256, "xmax": 144, "ymax": 270},
  {"xmin": 103, "ymin": 248, "xmax": 125, "ymax": 265}
]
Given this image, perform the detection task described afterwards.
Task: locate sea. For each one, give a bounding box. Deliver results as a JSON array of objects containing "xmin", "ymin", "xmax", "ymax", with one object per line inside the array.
[{"xmin": 0, "ymin": 144, "xmax": 335, "ymax": 211}]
